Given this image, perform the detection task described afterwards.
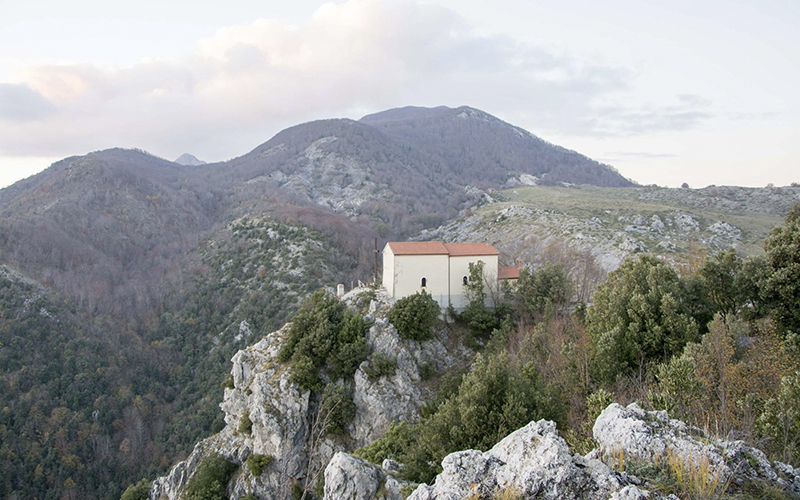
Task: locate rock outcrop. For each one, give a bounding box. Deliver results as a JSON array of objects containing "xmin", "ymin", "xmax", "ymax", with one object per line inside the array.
[
  {"xmin": 593, "ymin": 403, "xmax": 800, "ymax": 496},
  {"xmin": 149, "ymin": 287, "xmax": 471, "ymax": 500},
  {"xmin": 323, "ymin": 452, "xmax": 410, "ymax": 500},
  {"xmin": 407, "ymin": 420, "xmax": 659, "ymax": 500}
]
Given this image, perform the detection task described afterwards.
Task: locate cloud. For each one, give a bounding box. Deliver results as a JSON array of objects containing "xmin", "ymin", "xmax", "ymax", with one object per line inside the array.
[
  {"xmin": 0, "ymin": 83, "xmax": 57, "ymax": 122},
  {"xmin": 604, "ymin": 151, "xmax": 679, "ymax": 159},
  {"xmin": 0, "ymin": 0, "xmax": 708, "ymax": 161},
  {"xmin": 597, "ymin": 151, "xmax": 679, "ymax": 163},
  {"xmin": 584, "ymin": 95, "xmax": 713, "ymax": 136}
]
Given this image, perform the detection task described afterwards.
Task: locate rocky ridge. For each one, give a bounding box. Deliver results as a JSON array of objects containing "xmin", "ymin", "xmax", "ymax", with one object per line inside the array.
[
  {"xmin": 322, "ymin": 403, "xmax": 800, "ymax": 500},
  {"xmin": 592, "ymin": 403, "xmax": 800, "ymax": 496},
  {"xmin": 422, "ymin": 185, "xmax": 799, "ymax": 273}
]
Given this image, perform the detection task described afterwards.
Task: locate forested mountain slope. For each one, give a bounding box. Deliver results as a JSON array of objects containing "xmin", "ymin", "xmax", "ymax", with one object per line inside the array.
[{"xmin": 361, "ymin": 105, "xmax": 634, "ymax": 187}]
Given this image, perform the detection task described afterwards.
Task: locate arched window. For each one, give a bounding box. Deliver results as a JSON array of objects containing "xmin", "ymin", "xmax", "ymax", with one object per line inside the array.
[
  {"xmin": 421, "ymin": 277, "xmax": 427, "ymax": 288},
  {"xmin": 462, "ymin": 276, "xmax": 468, "ymax": 286}
]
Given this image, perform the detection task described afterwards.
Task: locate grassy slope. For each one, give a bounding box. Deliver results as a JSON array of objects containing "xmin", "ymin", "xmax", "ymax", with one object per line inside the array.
[{"xmin": 493, "ymin": 186, "xmax": 786, "ymax": 256}]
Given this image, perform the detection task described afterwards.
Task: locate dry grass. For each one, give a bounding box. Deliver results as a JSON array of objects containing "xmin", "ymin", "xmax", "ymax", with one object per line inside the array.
[{"xmin": 665, "ymin": 447, "xmax": 732, "ymax": 499}]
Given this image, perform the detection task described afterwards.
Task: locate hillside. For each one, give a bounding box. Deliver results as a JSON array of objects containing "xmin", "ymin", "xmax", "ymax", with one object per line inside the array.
[
  {"xmin": 361, "ymin": 106, "xmax": 634, "ymax": 188},
  {"xmin": 421, "ymin": 184, "xmax": 800, "ymax": 300}
]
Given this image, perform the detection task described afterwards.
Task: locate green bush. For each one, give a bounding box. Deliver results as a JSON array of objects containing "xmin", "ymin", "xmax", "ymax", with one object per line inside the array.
[
  {"xmin": 120, "ymin": 479, "xmax": 150, "ymax": 500},
  {"xmin": 419, "ymin": 361, "xmax": 437, "ymax": 381},
  {"xmin": 238, "ymin": 412, "xmax": 253, "ymax": 435},
  {"xmin": 319, "ymin": 383, "xmax": 357, "ymax": 436},
  {"xmin": 221, "ymin": 373, "xmax": 235, "ymax": 390},
  {"xmin": 354, "ymin": 421, "xmax": 416, "ymax": 464},
  {"xmin": 363, "ymin": 353, "xmax": 397, "ymax": 380},
  {"xmin": 586, "ymin": 254, "xmax": 698, "ymax": 383},
  {"xmin": 277, "ymin": 290, "xmax": 369, "ymax": 392},
  {"xmin": 389, "ymin": 291, "xmax": 440, "ymax": 341},
  {"xmin": 245, "ymin": 454, "xmax": 273, "ymax": 476},
  {"xmin": 356, "ymin": 352, "xmax": 561, "ymax": 484},
  {"xmin": 184, "ymin": 453, "xmax": 238, "ymax": 500}
]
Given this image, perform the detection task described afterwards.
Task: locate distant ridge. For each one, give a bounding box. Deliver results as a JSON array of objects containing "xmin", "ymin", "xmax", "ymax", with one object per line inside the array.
[{"xmin": 175, "ymin": 153, "xmax": 207, "ymax": 166}]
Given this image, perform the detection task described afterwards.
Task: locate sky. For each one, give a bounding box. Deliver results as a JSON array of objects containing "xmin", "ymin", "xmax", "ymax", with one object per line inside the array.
[{"xmin": 1, "ymin": 0, "xmax": 798, "ymax": 189}]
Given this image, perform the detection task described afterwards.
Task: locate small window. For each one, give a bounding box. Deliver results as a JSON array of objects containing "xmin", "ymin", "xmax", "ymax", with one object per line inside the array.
[
  {"xmin": 462, "ymin": 276, "xmax": 468, "ymax": 286},
  {"xmin": 421, "ymin": 277, "xmax": 427, "ymax": 288}
]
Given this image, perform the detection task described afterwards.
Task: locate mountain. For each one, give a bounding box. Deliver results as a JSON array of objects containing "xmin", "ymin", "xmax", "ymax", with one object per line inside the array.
[
  {"xmin": 360, "ymin": 105, "xmax": 634, "ymax": 187},
  {"xmin": 174, "ymin": 153, "xmax": 207, "ymax": 166}
]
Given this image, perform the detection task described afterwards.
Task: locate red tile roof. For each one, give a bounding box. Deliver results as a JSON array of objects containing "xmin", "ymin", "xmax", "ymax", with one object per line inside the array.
[
  {"xmin": 386, "ymin": 241, "xmax": 498, "ymax": 256},
  {"xmin": 443, "ymin": 243, "xmax": 499, "ymax": 256},
  {"xmin": 498, "ymin": 266, "xmax": 520, "ymax": 280},
  {"xmin": 386, "ymin": 241, "xmax": 449, "ymax": 255}
]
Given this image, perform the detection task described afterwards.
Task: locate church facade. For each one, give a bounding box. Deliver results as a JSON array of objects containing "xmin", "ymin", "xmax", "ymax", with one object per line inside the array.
[{"xmin": 382, "ymin": 241, "xmax": 518, "ymax": 311}]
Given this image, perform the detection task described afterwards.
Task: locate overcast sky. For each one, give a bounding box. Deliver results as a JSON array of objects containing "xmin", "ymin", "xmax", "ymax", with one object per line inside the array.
[{"xmin": 1, "ymin": 0, "xmax": 798, "ymax": 189}]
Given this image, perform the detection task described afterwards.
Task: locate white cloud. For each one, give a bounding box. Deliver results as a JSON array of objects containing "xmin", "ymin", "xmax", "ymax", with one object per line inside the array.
[{"xmin": 0, "ymin": 0, "xmax": 709, "ymax": 163}]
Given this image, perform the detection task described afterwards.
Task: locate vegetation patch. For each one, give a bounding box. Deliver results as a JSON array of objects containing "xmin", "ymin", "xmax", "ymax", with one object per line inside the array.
[
  {"xmin": 245, "ymin": 453, "xmax": 273, "ymax": 477},
  {"xmin": 389, "ymin": 291, "xmax": 440, "ymax": 341},
  {"xmin": 277, "ymin": 289, "xmax": 370, "ymax": 392},
  {"xmin": 319, "ymin": 383, "xmax": 358, "ymax": 436},
  {"xmin": 238, "ymin": 412, "xmax": 253, "ymax": 435},
  {"xmin": 184, "ymin": 453, "xmax": 238, "ymax": 500},
  {"xmin": 363, "ymin": 353, "xmax": 398, "ymax": 380}
]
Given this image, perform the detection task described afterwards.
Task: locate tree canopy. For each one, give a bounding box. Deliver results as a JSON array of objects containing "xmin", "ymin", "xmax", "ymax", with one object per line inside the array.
[{"xmin": 587, "ymin": 254, "xmax": 698, "ymax": 382}]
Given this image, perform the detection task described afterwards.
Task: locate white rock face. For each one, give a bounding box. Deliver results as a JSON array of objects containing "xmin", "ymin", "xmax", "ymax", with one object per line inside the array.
[
  {"xmin": 408, "ymin": 420, "xmax": 658, "ymax": 500},
  {"xmin": 594, "ymin": 403, "xmax": 800, "ymax": 496},
  {"xmin": 346, "ymin": 287, "xmax": 472, "ymax": 447},
  {"xmin": 323, "ymin": 452, "xmax": 409, "ymax": 500},
  {"xmin": 150, "ymin": 325, "xmax": 317, "ymax": 500}
]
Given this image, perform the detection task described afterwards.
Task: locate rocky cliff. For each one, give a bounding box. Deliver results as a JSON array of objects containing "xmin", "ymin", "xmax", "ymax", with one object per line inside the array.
[{"xmin": 149, "ymin": 287, "xmax": 471, "ymax": 500}]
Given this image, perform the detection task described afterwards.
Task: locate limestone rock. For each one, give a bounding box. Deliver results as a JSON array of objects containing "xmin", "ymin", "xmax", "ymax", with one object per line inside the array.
[
  {"xmin": 594, "ymin": 403, "xmax": 800, "ymax": 496},
  {"xmin": 151, "ymin": 325, "xmax": 320, "ymax": 500},
  {"xmin": 408, "ymin": 419, "xmax": 658, "ymax": 500},
  {"xmin": 323, "ymin": 452, "xmax": 409, "ymax": 500},
  {"xmin": 344, "ymin": 287, "xmax": 472, "ymax": 447}
]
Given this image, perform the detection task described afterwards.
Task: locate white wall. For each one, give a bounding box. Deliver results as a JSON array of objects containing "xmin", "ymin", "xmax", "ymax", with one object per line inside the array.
[
  {"xmin": 391, "ymin": 254, "xmax": 450, "ymax": 308},
  {"xmin": 382, "ymin": 244, "xmax": 395, "ymax": 295},
  {"xmin": 448, "ymin": 255, "xmax": 499, "ymax": 311}
]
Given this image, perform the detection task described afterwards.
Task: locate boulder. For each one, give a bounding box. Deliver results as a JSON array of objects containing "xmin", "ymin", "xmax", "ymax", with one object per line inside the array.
[
  {"xmin": 594, "ymin": 403, "xmax": 800, "ymax": 496},
  {"xmin": 408, "ymin": 419, "xmax": 660, "ymax": 500},
  {"xmin": 323, "ymin": 452, "xmax": 410, "ymax": 500}
]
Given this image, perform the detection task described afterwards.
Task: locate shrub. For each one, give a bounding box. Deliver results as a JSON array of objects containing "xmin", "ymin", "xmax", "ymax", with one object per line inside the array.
[
  {"xmin": 184, "ymin": 453, "xmax": 238, "ymax": 500},
  {"xmin": 586, "ymin": 389, "xmax": 614, "ymax": 422},
  {"xmin": 221, "ymin": 374, "xmax": 235, "ymax": 390},
  {"xmin": 587, "ymin": 254, "xmax": 698, "ymax": 383},
  {"xmin": 403, "ymin": 353, "xmax": 561, "ymax": 483},
  {"xmin": 278, "ymin": 289, "xmax": 369, "ymax": 392},
  {"xmin": 354, "ymin": 421, "xmax": 416, "ymax": 464},
  {"xmin": 419, "ymin": 361, "xmax": 437, "ymax": 381},
  {"xmin": 319, "ymin": 383, "xmax": 357, "ymax": 436},
  {"xmin": 648, "ymin": 353, "xmax": 702, "ymax": 419},
  {"xmin": 245, "ymin": 454, "xmax": 273, "ymax": 476},
  {"xmin": 120, "ymin": 479, "xmax": 150, "ymax": 500},
  {"xmin": 238, "ymin": 412, "xmax": 253, "ymax": 435},
  {"xmin": 389, "ymin": 291, "xmax": 440, "ymax": 341},
  {"xmin": 363, "ymin": 353, "xmax": 397, "ymax": 380}
]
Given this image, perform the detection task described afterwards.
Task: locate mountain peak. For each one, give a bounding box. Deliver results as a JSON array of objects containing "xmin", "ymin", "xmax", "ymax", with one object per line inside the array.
[{"xmin": 175, "ymin": 153, "xmax": 207, "ymax": 166}]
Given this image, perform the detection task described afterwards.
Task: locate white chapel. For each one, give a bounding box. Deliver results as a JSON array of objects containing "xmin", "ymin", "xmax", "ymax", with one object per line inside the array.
[{"xmin": 381, "ymin": 241, "xmax": 519, "ymax": 311}]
